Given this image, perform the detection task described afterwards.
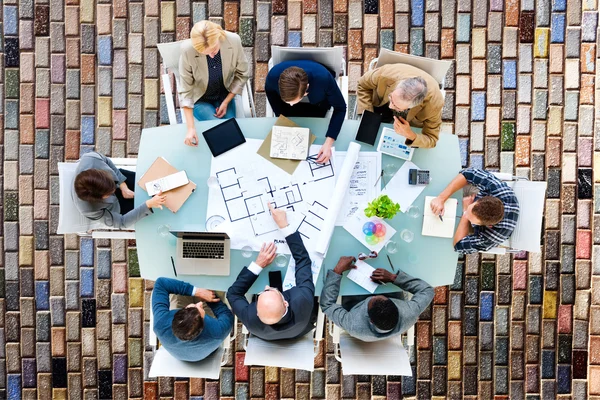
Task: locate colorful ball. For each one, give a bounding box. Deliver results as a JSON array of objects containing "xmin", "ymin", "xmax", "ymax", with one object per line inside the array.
[
  {"xmin": 374, "ymin": 223, "xmax": 386, "ymax": 237},
  {"xmin": 362, "ymin": 222, "xmax": 375, "ymax": 235},
  {"xmin": 365, "ymin": 234, "xmax": 379, "ymax": 245}
]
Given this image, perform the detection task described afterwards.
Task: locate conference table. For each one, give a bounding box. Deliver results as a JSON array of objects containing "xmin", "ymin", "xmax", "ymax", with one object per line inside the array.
[{"xmin": 135, "ymin": 117, "xmax": 462, "ymax": 295}]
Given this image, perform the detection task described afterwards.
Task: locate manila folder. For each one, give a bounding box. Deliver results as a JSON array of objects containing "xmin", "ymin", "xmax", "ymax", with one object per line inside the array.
[{"xmin": 137, "ymin": 157, "xmax": 196, "ymax": 213}]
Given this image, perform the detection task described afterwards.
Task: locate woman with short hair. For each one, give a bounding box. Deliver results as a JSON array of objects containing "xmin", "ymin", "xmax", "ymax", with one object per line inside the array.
[
  {"xmin": 179, "ymin": 20, "xmax": 249, "ymax": 147},
  {"xmin": 73, "ymin": 152, "xmax": 166, "ymax": 229}
]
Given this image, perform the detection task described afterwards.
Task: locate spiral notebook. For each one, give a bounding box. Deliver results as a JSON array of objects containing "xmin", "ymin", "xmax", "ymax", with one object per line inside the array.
[{"xmin": 422, "ymin": 196, "xmax": 458, "ymax": 238}]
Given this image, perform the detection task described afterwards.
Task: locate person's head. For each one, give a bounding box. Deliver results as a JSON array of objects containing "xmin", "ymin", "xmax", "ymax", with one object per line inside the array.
[
  {"xmin": 171, "ymin": 302, "xmax": 206, "ymax": 341},
  {"xmin": 278, "ymin": 67, "xmax": 309, "ymax": 105},
  {"xmin": 256, "ymin": 286, "xmax": 289, "ymax": 325},
  {"xmin": 464, "ymin": 196, "xmax": 505, "ymax": 226},
  {"xmin": 367, "ymin": 296, "xmax": 399, "ymax": 332},
  {"xmin": 388, "ymin": 77, "xmax": 428, "ymax": 112},
  {"xmin": 190, "ymin": 20, "xmax": 226, "ymax": 58},
  {"xmin": 74, "ymin": 169, "xmax": 116, "ymax": 203}
]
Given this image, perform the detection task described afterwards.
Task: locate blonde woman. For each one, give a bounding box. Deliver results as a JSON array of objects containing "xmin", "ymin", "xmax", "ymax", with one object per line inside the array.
[{"xmin": 179, "ymin": 20, "xmax": 249, "ymax": 146}]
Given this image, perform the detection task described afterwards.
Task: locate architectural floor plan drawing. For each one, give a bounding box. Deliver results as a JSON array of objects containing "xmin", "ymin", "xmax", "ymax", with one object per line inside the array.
[{"xmin": 207, "ymin": 139, "xmax": 336, "ymax": 254}]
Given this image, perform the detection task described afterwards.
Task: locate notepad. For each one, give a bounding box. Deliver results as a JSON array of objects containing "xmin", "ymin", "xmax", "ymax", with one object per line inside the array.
[
  {"xmin": 422, "ymin": 196, "xmax": 458, "ymax": 238},
  {"xmin": 347, "ymin": 260, "xmax": 380, "ymax": 293}
]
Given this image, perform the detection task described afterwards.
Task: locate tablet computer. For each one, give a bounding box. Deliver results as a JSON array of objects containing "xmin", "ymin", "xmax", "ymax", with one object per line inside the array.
[
  {"xmin": 202, "ymin": 118, "xmax": 246, "ymax": 157},
  {"xmin": 355, "ymin": 110, "xmax": 382, "ymax": 146}
]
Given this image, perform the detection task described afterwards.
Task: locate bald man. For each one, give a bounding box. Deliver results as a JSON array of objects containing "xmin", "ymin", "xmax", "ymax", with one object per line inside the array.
[{"xmin": 226, "ymin": 204, "xmax": 317, "ymax": 341}]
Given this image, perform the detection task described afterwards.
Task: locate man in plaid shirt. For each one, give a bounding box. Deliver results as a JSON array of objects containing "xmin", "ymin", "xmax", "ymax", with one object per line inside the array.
[{"xmin": 430, "ymin": 168, "xmax": 520, "ymax": 254}]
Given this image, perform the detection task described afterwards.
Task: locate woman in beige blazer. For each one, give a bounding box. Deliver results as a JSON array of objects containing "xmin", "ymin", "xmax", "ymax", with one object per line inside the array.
[{"xmin": 179, "ymin": 21, "xmax": 249, "ymax": 146}]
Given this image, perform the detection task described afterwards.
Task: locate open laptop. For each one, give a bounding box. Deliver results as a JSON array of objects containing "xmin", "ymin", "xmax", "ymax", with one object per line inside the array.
[{"xmin": 170, "ymin": 231, "xmax": 231, "ymax": 276}]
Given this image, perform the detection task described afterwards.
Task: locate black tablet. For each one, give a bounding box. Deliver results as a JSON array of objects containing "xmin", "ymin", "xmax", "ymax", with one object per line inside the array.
[
  {"xmin": 202, "ymin": 118, "xmax": 246, "ymax": 157},
  {"xmin": 355, "ymin": 110, "xmax": 382, "ymax": 146}
]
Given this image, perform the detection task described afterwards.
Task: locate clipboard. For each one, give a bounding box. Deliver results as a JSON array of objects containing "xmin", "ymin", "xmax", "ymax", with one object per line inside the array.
[
  {"xmin": 137, "ymin": 157, "xmax": 196, "ymax": 213},
  {"xmin": 257, "ymin": 116, "xmax": 317, "ymax": 175}
]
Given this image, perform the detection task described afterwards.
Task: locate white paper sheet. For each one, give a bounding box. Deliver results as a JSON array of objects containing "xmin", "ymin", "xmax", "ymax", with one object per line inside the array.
[
  {"xmin": 282, "ymin": 252, "xmax": 324, "ymax": 291},
  {"xmin": 207, "ymin": 139, "xmax": 337, "ymax": 255},
  {"xmin": 339, "ymin": 333, "xmax": 412, "ymax": 376},
  {"xmin": 334, "ymin": 151, "xmax": 382, "ymax": 226},
  {"xmin": 244, "ymin": 333, "xmax": 315, "ymax": 371},
  {"xmin": 422, "ymin": 196, "xmax": 458, "ymax": 238},
  {"xmin": 270, "ymin": 126, "xmax": 310, "ymax": 160},
  {"xmin": 343, "ymin": 213, "xmax": 397, "ymax": 253},
  {"xmin": 381, "ymin": 161, "xmax": 426, "ymax": 212},
  {"xmin": 346, "ymin": 260, "xmax": 380, "ymax": 293},
  {"xmin": 316, "ymin": 142, "xmax": 361, "ymax": 254}
]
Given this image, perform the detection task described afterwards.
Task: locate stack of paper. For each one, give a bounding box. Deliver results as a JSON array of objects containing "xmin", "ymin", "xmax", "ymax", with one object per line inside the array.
[{"xmin": 422, "ymin": 196, "xmax": 458, "ymax": 238}]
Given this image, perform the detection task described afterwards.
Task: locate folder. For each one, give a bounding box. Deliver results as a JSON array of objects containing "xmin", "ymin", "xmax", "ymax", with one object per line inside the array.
[{"xmin": 137, "ymin": 157, "xmax": 196, "ymax": 213}]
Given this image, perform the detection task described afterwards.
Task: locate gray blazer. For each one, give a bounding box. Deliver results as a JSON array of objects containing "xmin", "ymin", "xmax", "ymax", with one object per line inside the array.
[
  {"xmin": 178, "ymin": 31, "xmax": 249, "ymax": 109},
  {"xmin": 72, "ymin": 152, "xmax": 152, "ymax": 229},
  {"xmin": 320, "ymin": 269, "xmax": 434, "ymax": 342}
]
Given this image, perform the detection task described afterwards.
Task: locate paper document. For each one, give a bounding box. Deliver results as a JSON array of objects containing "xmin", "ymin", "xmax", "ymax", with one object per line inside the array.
[
  {"xmin": 282, "ymin": 252, "xmax": 323, "ymax": 291},
  {"xmin": 377, "ymin": 127, "xmax": 415, "ymax": 161},
  {"xmin": 347, "ymin": 260, "xmax": 380, "ymax": 293},
  {"xmin": 422, "ymin": 196, "xmax": 458, "ymax": 238},
  {"xmin": 334, "ymin": 151, "xmax": 382, "ymax": 226},
  {"xmin": 381, "ymin": 161, "xmax": 426, "ymax": 212},
  {"xmin": 145, "ymin": 170, "xmax": 189, "ymax": 196},
  {"xmin": 343, "ymin": 212, "xmax": 397, "ymax": 253},
  {"xmin": 270, "ymin": 126, "xmax": 310, "ymax": 160}
]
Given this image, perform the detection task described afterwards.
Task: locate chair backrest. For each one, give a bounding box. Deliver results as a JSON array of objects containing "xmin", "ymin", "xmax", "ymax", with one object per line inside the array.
[
  {"xmin": 504, "ymin": 180, "xmax": 547, "ymax": 253},
  {"xmin": 157, "ymin": 39, "xmax": 191, "ymax": 77},
  {"xmin": 374, "ymin": 48, "xmax": 453, "ymax": 86},
  {"xmin": 338, "ymin": 332, "xmax": 412, "ymax": 376},
  {"xmin": 148, "ymin": 345, "xmax": 225, "ymax": 379},
  {"xmin": 57, "ymin": 162, "xmax": 103, "ymax": 234},
  {"xmin": 244, "ymin": 332, "xmax": 316, "ymax": 371},
  {"xmin": 271, "ymin": 46, "xmax": 345, "ymax": 77}
]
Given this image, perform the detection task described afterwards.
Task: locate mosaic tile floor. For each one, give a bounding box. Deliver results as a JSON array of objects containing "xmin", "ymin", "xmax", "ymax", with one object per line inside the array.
[{"xmin": 1, "ymin": 0, "xmax": 599, "ymax": 398}]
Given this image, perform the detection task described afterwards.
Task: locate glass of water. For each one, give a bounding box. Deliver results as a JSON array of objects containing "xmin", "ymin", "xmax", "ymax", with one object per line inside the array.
[
  {"xmin": 408, "ymin": 253, "xmax": 419, "ymax": 264},
  {"xmin": 241, "ymin": 246, "xmax": 253, "ymax": 258},
  {"xmin": 207, "ymin": 176, "xmax": 219, "ymax": 188},
  {"xmin": 274, "ymin": 254, "xmax": 288, "ymax": 267},
  {"xmin": 385, "ymin": 240, "xmax": 399, "ymax": 254},
  {"xmin": 383, "ymin": 163, "xmax": 396, "ymax": 178},
  {"xmin": 400, "ymin": 229, "xmax": 414, "ymax": 243},
  {"xmin": 157, "ymin": 224, "xmax": 171, "ymax": 238},
  {"xmin": 406, "ymin": 205, "xmax": 420, "ymax": 219}
]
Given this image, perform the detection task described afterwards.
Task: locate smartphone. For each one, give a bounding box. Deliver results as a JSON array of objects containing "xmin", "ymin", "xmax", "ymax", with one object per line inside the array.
[{"xmin": 268, "ymin": 270, "xmax": 283, "ymax": 292}]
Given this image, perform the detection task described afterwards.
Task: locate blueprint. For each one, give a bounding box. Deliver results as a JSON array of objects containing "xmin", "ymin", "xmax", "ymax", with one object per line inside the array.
[
  {"xmin": 207, "ymin": 139, "xmax": 337, "ymax": 255},
  {"xmin": 270, "ymin": 126, "xmax": 310, "ymax": 160}
]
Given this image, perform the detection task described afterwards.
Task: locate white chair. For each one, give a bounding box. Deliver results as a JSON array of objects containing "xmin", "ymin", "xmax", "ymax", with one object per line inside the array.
[
  {"xmin": 241, "ymin": 301, "xmax": 325, "ymax": 371},
  {"xmin": 156, "ymin": 40, "xmax": 256, "ymax": 125},
  {"xmin": 57, "ymin": 158, "xmax": 137, "ymax": 239},
  {"xmin": 481, "ymin": 173, "xmax": 548, "ymax": 254},
  {"xmin": 265, "ymin": 46, "xmax": 349, "ymax": 118},
  {"xmin": 327, "ymin": 294, "xmax": 414, "ymax": 376}
]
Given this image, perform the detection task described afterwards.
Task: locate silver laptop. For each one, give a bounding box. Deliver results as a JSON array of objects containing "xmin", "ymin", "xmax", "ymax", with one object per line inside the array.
[{"xmin": 171, "ymin": 231, "xmax": 231, "ymax": 276}]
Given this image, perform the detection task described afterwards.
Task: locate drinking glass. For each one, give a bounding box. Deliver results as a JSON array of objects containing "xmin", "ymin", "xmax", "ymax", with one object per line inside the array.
[
  {"xmin": 241, "ymin": 246, "xmax": 253, "ymax": 258},
  {"xmin": 408, "ymin": 253, "xmax": 419, "ymax": 264},
  {"xmin": 274, "ymin": 254, "xmax": 288, "ymax": 267},
  {"xmin": 207, "ymin": 176, "xmax": 219, "ymax": 188},
  {"xmin": 385, "ymin": 241, "xmax": 399, "ymax": 254},
  {"xmin": 157, "ymin": 224, "xmax": 171, "ymax": 237},
  {"xmin": 383, "ymin": 163, "xmax": 396, "ymax": 178},
  {"xmin": 406, "ymin": 205, "xmax": 420, "ymax": 219},
  {"xmin": 400, "ymin": 229, "xmax": 414, "ymax": 243}
]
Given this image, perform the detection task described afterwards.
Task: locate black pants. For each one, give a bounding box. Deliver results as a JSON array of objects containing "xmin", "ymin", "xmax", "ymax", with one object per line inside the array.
[
  {"xmin": 280, "ymin": 101, "xmax": 329, "ymax": 118},
  {"xmin": 115, "ymin": 168, "xmax": 136, "ymax": 214}
]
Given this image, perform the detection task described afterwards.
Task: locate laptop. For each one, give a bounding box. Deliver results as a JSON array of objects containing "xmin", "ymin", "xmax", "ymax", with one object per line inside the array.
[{"xmin": 170, "ymin": 231, "xmax": 231, "ymax": 276}]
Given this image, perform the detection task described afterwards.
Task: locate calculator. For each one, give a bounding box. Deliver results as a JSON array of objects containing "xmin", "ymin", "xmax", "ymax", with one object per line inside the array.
[{"xmin": 408, "ymin": 169, "xmax": 430, "ymax": 185}]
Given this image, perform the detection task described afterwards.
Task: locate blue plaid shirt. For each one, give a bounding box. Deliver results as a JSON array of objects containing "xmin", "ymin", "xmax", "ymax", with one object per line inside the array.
[{"xmin": 454, "ymin": 168, "xmax": 520, "ymax": 254}]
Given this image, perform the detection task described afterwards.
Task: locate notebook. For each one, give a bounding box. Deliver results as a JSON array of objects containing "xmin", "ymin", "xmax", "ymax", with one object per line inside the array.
[
  {"xmin": 347, "ymin": 260, "xmax": 380, "ymax": 293},
  {"xmin": 422, "ymin": 196, "xmax": 458, "ymax": 238},
  {"xmin": 137, "ymin": 157, "xmax": 196, "ymax": 213},
  {"xmin": 270, "ymin": 126, "xmax": 310, "ymax": 160}
]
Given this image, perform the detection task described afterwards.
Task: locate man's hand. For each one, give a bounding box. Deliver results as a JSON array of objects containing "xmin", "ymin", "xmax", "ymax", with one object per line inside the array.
[
  {"xmin": 214, "ymin": 100, "xmax": 230, "ymax": 118},
  {"xmin": 255, "ymin": 242, "xmax": 277, "ymax": 268},
  {"xmin": 194, "ymin": 289, "xmax": 221, "ymax": 302},
  {"xmin": 430, "ymin": 196, "xmax": 446, "ymax": 216},
  {"xmin": 184, "ymin": 128, "xmax": 199, "ymax": 147},
  {"xmin": 333, "ymin": 256, "xmax": 357, "ymax": 275},
  {"xmin": 463, "ymin": 194, "xmax": 476, "ymax": 209},
  {"xmin": 120, "ymin": 183, "xmax": 135, "ymax": 199},
  {"xmin": 268, "ymin": 202, "xmax": 288, "ymax": 229},
  {"xmin": 316, "ymin": 138, "xmax": 335, "ymax": 164},
  {"xmin": 393, "ymin": 116, "xmax": 417, "ymax": 141},
  {"xmin": 371, "ymin": 268, "xmax": 397, "ymax": 284}
]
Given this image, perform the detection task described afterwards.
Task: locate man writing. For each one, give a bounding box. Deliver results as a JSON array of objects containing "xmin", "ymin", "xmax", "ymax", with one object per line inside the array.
[{"xmin": 227, "ymin": 203, "xmax": 317, "ymax": 340}]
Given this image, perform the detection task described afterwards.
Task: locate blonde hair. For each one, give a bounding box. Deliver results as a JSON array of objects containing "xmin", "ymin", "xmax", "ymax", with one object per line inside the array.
[{"xmin": 190, "ymin": 20, "xmax": 226, "ymax": 53}]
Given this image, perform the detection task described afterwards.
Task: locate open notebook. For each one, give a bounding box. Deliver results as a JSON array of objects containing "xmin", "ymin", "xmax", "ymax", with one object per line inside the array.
[{"xmin": 422, "ymin": 196, "xmax": 458, "ymax": 238}]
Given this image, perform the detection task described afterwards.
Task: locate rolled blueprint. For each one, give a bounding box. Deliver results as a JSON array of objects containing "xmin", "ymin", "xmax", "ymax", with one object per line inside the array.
[{"xmin": 316, "ymin": 141, "xmax": 361, "ymax": 254}]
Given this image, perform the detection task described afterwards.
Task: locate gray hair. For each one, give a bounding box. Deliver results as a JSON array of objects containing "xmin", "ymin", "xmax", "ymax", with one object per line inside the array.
[{"xmin": 395, "ymin": 77, "xmax": 428, "ymax": 107}]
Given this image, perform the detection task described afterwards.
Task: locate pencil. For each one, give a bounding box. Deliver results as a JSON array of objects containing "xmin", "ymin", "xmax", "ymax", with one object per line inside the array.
[
  {"xmin": 171, "ymin": 256, "xmax": 178, "ymax": 277},
  {"xmin": 439, "ymin": 214, "xmax": 444, "ymax": 222}
]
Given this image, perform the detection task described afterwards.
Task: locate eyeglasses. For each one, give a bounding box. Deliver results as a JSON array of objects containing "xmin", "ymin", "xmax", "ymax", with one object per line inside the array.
[
  {"xmin": 358, "ymin": 250, "xmax": 378, "ymax": 261},
  {"xmin": 258, "ymin": 287, "xmax": 289, "ymax": 319},
  {"xmin": 388, "ymin": 95, "xmax": 410, "ymax": 119}
]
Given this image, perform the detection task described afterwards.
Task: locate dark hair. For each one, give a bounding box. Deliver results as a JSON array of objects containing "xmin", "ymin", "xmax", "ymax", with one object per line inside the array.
[
  {"xmin": 368, "ymin": 297, "xmax": 399, "ymax": 331},
  {"xmin": 172, "ymin": 307, "xmax": 204, "ymax": 341},
  {"xmin": 278, "ymin": 67, "xmax": 308, "ymax": 102},
  {"xmin": 74, "ymin": 169, "xmax": 116, "ymax": 202},
  {"xmin": 472, "ymin": 196, "xmax": 505, "ymax": 226}
]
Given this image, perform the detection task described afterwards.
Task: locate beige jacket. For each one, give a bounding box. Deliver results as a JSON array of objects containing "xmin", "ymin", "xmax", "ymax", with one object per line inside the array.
[
  {"xmin": 356, "ymin": 64, "xmax": 444, "ymax": 148},
  {"xmin": 178, "ymin": 31, "xmax": 249, "ymax": 108}
]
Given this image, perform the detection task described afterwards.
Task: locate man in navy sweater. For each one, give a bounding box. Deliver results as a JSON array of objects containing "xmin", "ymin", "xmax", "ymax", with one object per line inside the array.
[
  {"xmin": 265, "ymin": 60, "xmax": 347, "ymax": 164},
  {"xmin": 152, "ymin": 277, "xmax": 233, "ymax": 361},
  {"xmin": 227, "ymin": 203, "xmax": 317, "ymax": 341}
]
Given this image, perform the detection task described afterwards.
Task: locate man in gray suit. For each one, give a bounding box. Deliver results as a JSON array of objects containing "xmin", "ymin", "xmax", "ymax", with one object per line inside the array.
[{"xmin": 320, "ymin": 256, "xmax": 434, "ymax": 341}]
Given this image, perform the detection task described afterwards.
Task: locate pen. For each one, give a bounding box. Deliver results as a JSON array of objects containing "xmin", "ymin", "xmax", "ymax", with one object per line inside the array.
[
  {"xmin": 439, "ymin": 214, "xmax": 444, "ymax": 222},
  {"xmin": 171, "ymin": 256, "xmax": 178, "ymax": 277}
]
